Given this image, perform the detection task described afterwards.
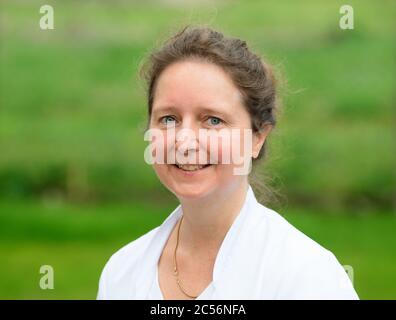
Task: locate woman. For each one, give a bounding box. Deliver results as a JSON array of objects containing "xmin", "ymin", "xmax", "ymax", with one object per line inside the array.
[{"xmin": 97, "ymin": 26, "xmax": 359, "ymax": 300}]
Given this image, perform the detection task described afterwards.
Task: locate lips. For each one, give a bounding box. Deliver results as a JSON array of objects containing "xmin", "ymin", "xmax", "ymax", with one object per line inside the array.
[{"xmin": 173, "ymin": 163, "xmax": 212, "ymax": 172}]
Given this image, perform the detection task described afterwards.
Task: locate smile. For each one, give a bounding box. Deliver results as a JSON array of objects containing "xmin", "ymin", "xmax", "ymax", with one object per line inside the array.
[{"xmin": 173, "ymin": 163, "xmax": 212, "ymax": 171}]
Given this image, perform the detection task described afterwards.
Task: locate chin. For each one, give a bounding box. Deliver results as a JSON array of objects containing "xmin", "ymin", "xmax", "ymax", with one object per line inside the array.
[{"xmin": 171, "ymin": 183, "xmax": 216, "ymax": 200}]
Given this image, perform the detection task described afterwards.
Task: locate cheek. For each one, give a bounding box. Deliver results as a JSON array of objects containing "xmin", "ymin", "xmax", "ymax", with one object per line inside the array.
[
  {"xmin": 204, "ymin": 131, "xmax": 232, "ymax": 164},
  {"xmin": 217, "ymin": 137, "xmax": 231, "ymax": 164},
  {"xmin": 238, "ymin": 129, "xmax": 253, "ymax": 159},
  {"xmin": 211, "ymin": 130, "xmax": 251, "ymax": 165},
  {"xmin": 150, "ymin": 130, "xmax": 176, "ymax": 164},
  {"xmin": 207, "ymin": 133, "xmax": 245, "ymax": 177},
  {"xmin": 152, "ymin": 164, "xmax": 172, "ymax": 186},
  {"xmin": 152, "ymin": 163, "xmax": 166, "ymax": 176}
]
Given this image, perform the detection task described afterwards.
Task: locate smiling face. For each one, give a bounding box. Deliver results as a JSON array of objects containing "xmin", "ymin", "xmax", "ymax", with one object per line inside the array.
[{"xmin": 148, "ymin": 59, "xmax": 268, "ymax": 200}]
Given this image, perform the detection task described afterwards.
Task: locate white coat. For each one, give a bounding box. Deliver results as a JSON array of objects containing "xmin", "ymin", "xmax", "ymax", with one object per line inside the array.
[{"xmin": 97, "ymin": 185, "xmax": 359, "ymax": 300}]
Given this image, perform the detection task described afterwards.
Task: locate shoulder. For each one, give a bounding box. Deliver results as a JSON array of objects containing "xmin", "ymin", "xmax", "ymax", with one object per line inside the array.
[
  {"xmin": 249, "ymin": 203, "xmax": 359, "ymax": 299},
  {"xmin": 248, "ymin": 202, "xmax": 331, "ymax": 257},
  {"xmin": 96, "ymin": 226, "xmax": 159, "ymax": 299},
  {"xmin": 107, "ymin": 226, "xmax": 159, "ymax": 269}
]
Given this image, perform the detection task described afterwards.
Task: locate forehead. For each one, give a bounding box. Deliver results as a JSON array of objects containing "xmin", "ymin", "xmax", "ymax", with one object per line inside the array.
[{"xmin": 152, "ymin": 60, "xmax": 243, "ymax": 112}]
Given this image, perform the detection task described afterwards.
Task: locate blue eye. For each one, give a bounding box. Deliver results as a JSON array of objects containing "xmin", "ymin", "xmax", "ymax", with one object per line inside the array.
[
  {"xmin": 208, "ymin": 117, "xmax": 223, "ymax": 126},
  {"xmin": 160, "ymin": 116, "xmax": 176, "ymax": 125}
]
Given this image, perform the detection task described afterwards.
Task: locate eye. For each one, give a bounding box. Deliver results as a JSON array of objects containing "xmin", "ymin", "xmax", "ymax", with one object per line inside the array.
[
  {"xmin": 160, "ymin": 115, "xmax": 176, "ymax": 125},
  {"xmin": 206, "ymin": 116, "xmax": 223, "ymax": 126}
]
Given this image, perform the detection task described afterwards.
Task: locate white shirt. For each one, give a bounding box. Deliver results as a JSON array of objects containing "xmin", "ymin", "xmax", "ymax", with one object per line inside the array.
[{"xmin": 97, "ymin": 185, "xmax": 359, "ymax": 300}]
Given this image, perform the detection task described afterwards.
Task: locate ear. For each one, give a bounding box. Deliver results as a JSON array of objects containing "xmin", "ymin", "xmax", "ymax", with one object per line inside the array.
[{"xmin": 252, "ymin": 124, "xmax": 272, "ymax": 159}]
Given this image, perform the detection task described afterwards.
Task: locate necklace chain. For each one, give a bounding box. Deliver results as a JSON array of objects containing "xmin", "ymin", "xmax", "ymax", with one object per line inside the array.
[{"xmin": 173, "ymin": 215, "xmax": 198, "ymax": 299}]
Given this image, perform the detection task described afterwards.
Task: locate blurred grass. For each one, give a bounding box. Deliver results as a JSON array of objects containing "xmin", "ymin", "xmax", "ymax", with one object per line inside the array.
[
  {"xmin": 0, "ymin": 0, "xmax": 395, "ymax": 208},
  {"xmin": 0, "ymin": 0, "xmax": 395, "ymax": 300},
  {"xmin": 0, "ymin": 200, "xmax": 395, "ymax": 299},
  {"xmin": 0, "ymin": 199, "xmax": 172, "ymax": 299}
]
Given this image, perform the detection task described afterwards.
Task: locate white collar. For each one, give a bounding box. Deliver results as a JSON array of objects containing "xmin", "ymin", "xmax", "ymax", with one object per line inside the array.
[{"xmin": 133, "ymin": 184, "xmax": 258, "ymax": 299}]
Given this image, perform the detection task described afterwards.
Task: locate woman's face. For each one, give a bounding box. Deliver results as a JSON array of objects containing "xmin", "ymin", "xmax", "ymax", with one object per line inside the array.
[{"xmin": 148, "ymin": 60, "xmax": 268, "ymax": 200}]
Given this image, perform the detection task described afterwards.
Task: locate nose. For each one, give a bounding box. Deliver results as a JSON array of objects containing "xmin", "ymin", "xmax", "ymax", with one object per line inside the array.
[{"xmin": 174, "ymin": 117, "xmax": 200, "ymax": 160}]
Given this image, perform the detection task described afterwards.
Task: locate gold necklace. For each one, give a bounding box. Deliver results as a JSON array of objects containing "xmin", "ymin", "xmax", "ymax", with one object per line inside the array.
[{"xmin": 173, "ymin": 215, "xmax": 198, "ymax": 299}]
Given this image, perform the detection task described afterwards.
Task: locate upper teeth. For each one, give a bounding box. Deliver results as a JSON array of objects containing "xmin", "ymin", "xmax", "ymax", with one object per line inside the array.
[{"xmin": 176, "ymin": 164, "xmax": 207, "ymax": 171}]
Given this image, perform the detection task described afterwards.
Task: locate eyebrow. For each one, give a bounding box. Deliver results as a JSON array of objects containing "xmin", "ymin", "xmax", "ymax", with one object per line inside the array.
[
  {"xmin": 152, "ymin": 105, "xmax": 231, "ymax": 117},
  {"xmin": 151, "ymin": 106, "xmax": 178, "ymax": 116}
]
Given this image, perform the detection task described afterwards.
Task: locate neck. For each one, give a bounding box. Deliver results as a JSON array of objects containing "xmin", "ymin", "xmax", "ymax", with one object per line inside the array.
[{"xmin": 178, "ymin": 179, "xmax": 249, "ymax": 253}]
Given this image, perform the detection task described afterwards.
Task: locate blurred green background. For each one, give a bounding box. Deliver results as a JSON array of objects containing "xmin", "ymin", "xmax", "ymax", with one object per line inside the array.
[{"xmin": 0, "ymin": 0, "xmax": 395, "ymax": 299}]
